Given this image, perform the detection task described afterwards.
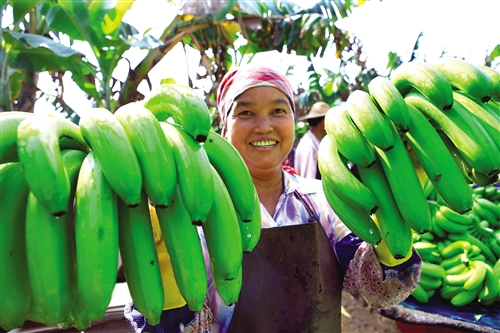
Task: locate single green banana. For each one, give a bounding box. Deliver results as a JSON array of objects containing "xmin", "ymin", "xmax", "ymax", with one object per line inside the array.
[
  {"xmin": 446, "ymin": 262, "xmax": 469, "ymax": 276},
  {"xmin": 322, "ymin": 181, "xmax": 382, "ymax": 245},
  {"xmin": 238, "ymin": 189, "xmax": 262, "ymax": 253},
  {"xmin": 114, "ymin": 102, "xmax": 177, "ymax": 209},
  {"xmin": 444, "ymin": 266, "xmax": 476, "ymax": 286},
  {"xmin": 440, "ymin": 252, "xmax": 468, "ymax": 271},
  {"xmin": 324, "ymin": 105, "xmax": 376, "ymax": 167},
  {"xmin": 357, "ymin": 158, "xmax": 412, "ymax": 258},
  {"xmin": 26, "ymin": 149, "xmax": 85, "ymax": 327},
  {"xmin": 413, "ymin": 241, "xmax": 438, "ymax": 258},
  {"xmin": 478, "ymin": 263, "xmax": 499, "ymax": 303},
  {"xmin": 202, "ymin": 165, "xmax": 243, "ymax": 281},
  {"xmin": 391, "ymin": 61, "xmax": 454, "ymax": 111},
  {"xmin": 450, "ymin": 280, "xmax": 483, "ymax": 307},
  {"xmin": 474, "ymin": 196, "xmax": 500, "ymax": 221},
  {"xmin": 440, "ymin": 240, "xmax": 471, "ymax": 259},
  {"xmin": 404, "ymin": 103, "xmax": 473, "ymax": 213},
  {"xmin": 160, "ymin": 122, "xmax": 214, "ymax": 225},
  {"xmin": 464, "ymin": 260, "xmax": 487, "ymax": 290},
  {"xmin": 204, "ymin": 130, "xmax": 256, "ymax": 222},
  {"xmin": 478, "ymin": 65, "xmax": 500, "ymax": 103},
  {"xmin": 156, "ymin": 188, "xmax": 208, "ymax": 312},
  {"xmin": 212, "ymin": 264, "xmax": 243, "ymax": 306},
  {"xmin": 411, "ymin": 284, "xmax": 429, "ymax": 303},
  {"xmin": 344, "ymin": 89, "xmax": 394, "ymax": 151},
  {"xmin": 79, "ymin": 107, "xmax": 142, "ymax": 207},
  {"xmin": 318, "ymin": 135, "xmax": 378, "ymax": 214},
  {"xmin": 419, "ymin": 274, "xmax": 442, "ymax": 290},
  {"xmin": 0, "ymin": 111, "xmax": 34, "ymax": 163},
  {"xmin": 17, "ymin": 114, "xmax": 89, "ymax": 216},
  {"xmin": 433, "ymin": 57, "xmax": 492, "ymax": 103},
  {"xmin": 439, "ymin": 284, "xmax": 463, "ymax": 300},
  {"xmin": 421, "ymin": 261, "xmax": 446, "ymax": 279},
  {"xmin": 453, "ymin": 91, "xmax": 500, "ymax": 151},
  {"xmin": 142, "ymin": 83, "xmax": 211, "ymax": 143},
  {"xmin": 375, "ymin": 119, "xmax": 431, "ymax": 234},
  {"xmin": 74, "ymin": 151, "xmax": 120, "ymax": 322},
  {"xmin": 0, "ymin": 163, "xmax": 31, "ymax": 331},
  {"xmin": 368, "ymin": 75, "xmax": 411, "ymax": 132},
  {"xmin": 434, "ymin": 210, "xmax": 470, "ymax": 234},
  {"xmin": 439, "ymin": 205, "xmax": 474, "ymax": 225},
  {"xmin": 118, "ymin": 191, "xmax": 164, "ymax": 326},
  {"xmin": 405, "ymin": 93, "xmax": 500, "ymax": 177}
]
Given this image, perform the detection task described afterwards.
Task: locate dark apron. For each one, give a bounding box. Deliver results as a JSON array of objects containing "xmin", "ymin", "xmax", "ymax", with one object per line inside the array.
[{"xmin": 228, "ymin": 191, "xmax": 342, "ymax": 333}]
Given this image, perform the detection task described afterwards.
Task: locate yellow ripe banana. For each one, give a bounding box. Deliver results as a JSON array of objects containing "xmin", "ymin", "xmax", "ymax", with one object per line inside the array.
[
  {"xmin": 149, "ymin": 205, "xmax": 187, "ymax": 310},
  {"xmin": 160, "ymin": 121, "xmax": 214, "ymax": 225},
  {"xmin": 117, "ymin": 191, "xmax": 164, "ymax": 326},
  {"xmin": 322, "ymin": 181, "xmax": 382, "ymax": 245},
  {"xmin": 433, "ymin": 57, "xmax": 493, "ymax": 103},
  {"xmin": 237, "ymin": 189, "xmax": 262, "ymax": 253},
  {"xmin": 404, "ymin": 104, "xmax": 472, "ymax": 214},
  {"xmin": 202, "ymin": 165, "xmax": 243, "ymax": 281},
  {"xmin": 142, "ymin": 83, "xmax": 211, "ymax": 143},
  {"xmin": 391, "ymin": 61, "xmax": 454, "ymax": 111},
  {"xmin": 17, "ymin": 114, "xmax": 89, "ymax": 216},
  {"xmin": 452, "ymin": 91, "xmax": 500, "ymax": 150},
  {"xmin": 345, "ymin": 89, "xmax": 394, "ymax": 151},
  {"xmin": 318, "ymin": 135, "xmax": 378, "ymax": 214},
  {"xmin": 324, "ymin": 105, "xmax": 376, "ymax": 168},
  {"xmin": 406, "ymin": 92, "xmax": 500, "ymax": 177},
  {"xmin": 0, "ymin": 111, "xmax": 34, "ymax": 163},
  {"xmin": 357, "ymin": 158, "xmax": 413, "ymax": 259},
  {"xmin": 78, "ymin": 108, "xmax": 142, "ymax": 207},
  {"xmin": 74, "ymin": 151, "xmax": 120, "ymax": 322},
  {"xmin": 26, "ymin": 149, "xmax": 86, "ymax": 327},
  {"xmin": 114, "ymin": 102, "xmax": 177, "ymax": 208},
  {"xmin": 478, "ymin": 65, "xmax": 500, "ymax": 103},
  {"xmin": 204, "ymin": 130, "xmax": 256, "ymax": 222},
  {"xmin": 375, "ymin": 119, "xmax": 431, "ymax": 234},
  {"xmin": 0, "ymin": 163, "xmax": 31, "ymax": 331},
  {"xmin": 155, "ymin": 189, "xmax": 208, "ymax": 312},
  {"xmin": 368, "ymin": 76, "xmax": 411, "ymax": 132}
]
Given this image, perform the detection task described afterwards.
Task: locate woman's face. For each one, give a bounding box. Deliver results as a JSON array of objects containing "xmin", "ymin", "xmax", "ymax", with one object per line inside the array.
[{"xmin": 224, "ymin": 86, "xmax": 295, "ymax": 177}]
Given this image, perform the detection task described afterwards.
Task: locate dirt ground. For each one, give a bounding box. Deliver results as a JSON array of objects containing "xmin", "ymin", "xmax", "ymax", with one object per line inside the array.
[{"xmin": 341, "ymin": 290, "xmax": 402, "ymax": 333}]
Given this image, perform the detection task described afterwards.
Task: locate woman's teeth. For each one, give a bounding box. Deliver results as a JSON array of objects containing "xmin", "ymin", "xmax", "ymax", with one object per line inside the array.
[{"xmin": 251, "ymin": 140, "xmax": 276, "ymax": 148}]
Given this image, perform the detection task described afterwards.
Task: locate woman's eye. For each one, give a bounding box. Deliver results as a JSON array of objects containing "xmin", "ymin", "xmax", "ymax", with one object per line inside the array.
[{"xmin": 273, "ymin": 108, "xmax": 287, "ymax": 114}]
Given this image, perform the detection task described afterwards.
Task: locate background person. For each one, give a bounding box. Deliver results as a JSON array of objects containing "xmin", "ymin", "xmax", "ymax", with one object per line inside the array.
[
  {"xmin": 125, "ymin": 64, "xmax": 422, "ymax": 333},
  {"xmin": 294, "ymin": 101, "xmax": 330, "ymax": 179}
]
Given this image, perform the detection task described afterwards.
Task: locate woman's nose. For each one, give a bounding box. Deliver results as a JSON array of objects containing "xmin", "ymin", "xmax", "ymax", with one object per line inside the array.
[{"xmin": 254, "ymin": 115, "xmax": 273, "ymax": 133}]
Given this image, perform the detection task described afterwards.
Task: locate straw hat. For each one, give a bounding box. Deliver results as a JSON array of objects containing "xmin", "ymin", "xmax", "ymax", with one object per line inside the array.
[{"xmin": 298, "ymin": 101, "xmax": 330, "ymax": 121}]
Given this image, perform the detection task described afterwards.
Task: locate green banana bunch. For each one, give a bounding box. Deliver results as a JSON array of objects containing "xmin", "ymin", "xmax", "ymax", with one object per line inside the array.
[
  {"xmin": 0, "ymin": 111, "xmax": 34, "ymax": 163},
  {"xmin": 404, "ymin": 104, "xmax": 473, "ymax": 214},
  {"xmin": 79, "ymin": 108, "xmax": 142, "ymax": 207},
  {"xmin": 26, "ymin": 149, "xmax": 86, "ymax": 327},
  {"xmin": 391, "ymin": 61, "xmax": 454, "ymax": 111},
  {"xmin": 0, "ymin": 162, "xmax": 31, "ymax": 331},
  {"xmin": 142, "ymin": 83, "xmax": 212, "ymax": 143},
  {"xmin": 203, "ymin": 164, "xmax": 243, "ymax": 282},
  {"xmin": 115, "ymin": 102, "xmax": 177, "ymax": 209},
  {"xmin": 357, "ymin": 158, "xmax": 413, "ymax": 259},
  {"xmin": 118, "ymin": 191, "xmax": 164, "ymax": 326},
  {"xmin": 412, "ymin": 261, "xmax": 446, "ymax": 303},
  {"xmin": 367, "ymin": 75, "xmax": 410, "ymax": 132},
  {"xmin": 74, "ymin": 151, "xmax": 120, "ymax": 322},
  {"xmin": 160, "ymin": 122, "xmax": 214, "ymax": 225},
  {"xmin": 433, "ymin": 57, "xmax": 493, "ymax": 103},
  {"xmin": 204, "ymin": 130, "xmax": 256, "ymax": 223},
  {"xmin": 405, "ymin": 92, "xmax": 500, "ymax": 177},
  {"xmin": 324, "ymin": 105, "xmax": 376, "ymax": 168},
  {"xmin": 344, "ymin": 89, "xmax": 394, "ymax": 151},
  {"xmin": 156, "ymin": 188, "xmax": 208, "ymax": 312},
  {"xmin": 375, "ymin": 118, "xmax": 431, "ymax": 235},
  {"xmin": 318, "ymin": 135, "xmax": 378, "ymax": 214},
  {"xmin": 17, "ymin": 114, "xmax": 89, "ymax": 216}
]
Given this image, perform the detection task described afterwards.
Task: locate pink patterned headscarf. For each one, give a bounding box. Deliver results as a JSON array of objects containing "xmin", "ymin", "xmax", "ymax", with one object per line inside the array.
[{"xmin": 217, "ymin": 64, "xmax": 295, "ymax": 133}]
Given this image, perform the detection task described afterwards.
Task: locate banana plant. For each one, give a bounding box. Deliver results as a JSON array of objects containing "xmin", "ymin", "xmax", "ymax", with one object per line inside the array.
[{"xmin": 1, "ymin": 0, "xmax": 163, "ymax": 113}]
